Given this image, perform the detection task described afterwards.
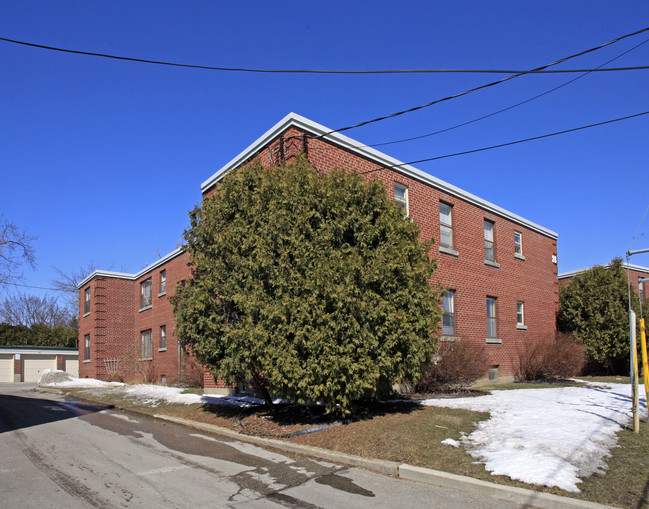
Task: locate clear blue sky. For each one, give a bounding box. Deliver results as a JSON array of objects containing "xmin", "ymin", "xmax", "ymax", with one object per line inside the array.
[{"xmin": 2, "ymin": 1, "xmax": 648, "ymax": 302}]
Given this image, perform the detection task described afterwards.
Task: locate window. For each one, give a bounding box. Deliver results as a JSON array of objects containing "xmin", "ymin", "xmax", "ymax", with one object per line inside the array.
[
  {"xmin": 160, "ymin": 270, "xmax": 166, "ymax": 295},
  {"xmin": 484, "ymin": 220, "xmax": 495, "ymax": 262},
  {"xmin": 160, "ymin": 325, "xmax": 167, "ymax": 349},
  {"xmin": 440, "ymin": 203, "xmax": 453, "ymax": 249},
  {"xmin": 514, "ymin": 231, "xmax": 523, "ymax": 256},
  {"xmin": 141, "ymin": 330, "xmax": 152, "ymax": 359},
  {"xmin": 442, "ymin": 291, "xmax": 455, "ymax": 336},
  {"xmin": 487, "ymin": 297, "xmax": 497, "ymax": 338},
  {"xmin": 394, "ymin": 183, "xmax": 409, "ymax": 216},
  {"xmin": 489, "ymin": 366, "xmax": 499, "ymax": 380},
  {"xmin": 639, "ymin": 279, "xmax": 645, "ymax": 302},
  {"xmin": 517, "ymin": 301, "xmax": 525, "ymax": 326},
  {"xmin": 84, "ymin": 334, "xmax": 90, "ymax": 359},
  {"xmin": 84, "ymin": 287, "xmax": 91, "ymax": 314},
  {"xmin": 140, "ymin": 279, "xmax": 152, "ymax": 309}
]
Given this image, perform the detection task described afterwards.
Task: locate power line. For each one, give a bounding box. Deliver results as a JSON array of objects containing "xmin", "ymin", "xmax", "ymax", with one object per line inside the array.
[
  {"xmin": 359, "ymin": 110, "xmax": 649, "ymax": 174},
  {"xmin": 1, "ymin": 32, "xmax": 648, "ymax": 75},
  {"xmin": 0, "ymin": 280, "xmax": 66, "ymax": 292},
  {"xmin": 323, "ymin": 26, "xmax": 649, "ymax": 136},
  {"xmin": 367, "ymin": 36, "xmax": 649, "ymax": 148}
]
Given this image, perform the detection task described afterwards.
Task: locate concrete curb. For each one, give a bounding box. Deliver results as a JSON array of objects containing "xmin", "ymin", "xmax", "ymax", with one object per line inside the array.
[
  {"xmin": 398, "ymin": 464, "xmax": 614, "ymax": 509},
  {"xmin": 41, "ymin": 387, "xmax": 616, "ymax": 509},
  {"xmin": 154, "ymin": 413, "xmax": 399, "ymax": 476}
]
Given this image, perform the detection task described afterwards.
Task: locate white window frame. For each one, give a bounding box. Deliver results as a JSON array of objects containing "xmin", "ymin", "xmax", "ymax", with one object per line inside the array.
[
  {"xmin": 160, "ymin": 325, "xmax": 167, "ymax": 350},
  {"xmin": 84, "ymin": 334, "xmax": 90, "ymax": 360},
  {"xmin": 442, "ymin": 290, "xmax": 456, "ymax": 336},
  {"xmin": 159, "ymin": 270, "xmax": 167, "ymax": 296},
  {"xmin": 487, "ymin": 297, "xmax": 497, "ymax": 339},
  {"xmin": 394, "ymin": 183, "xmax": 409, "ymax": 217},
  {"xmin": 440, "ymin": 202, "xmax": 454, "ymax": 249},
  {"xmin": 517, "ymin": 301, "xmax": 525, "ymax": 326},
  {"xmin": 514, "ymin": 231, "xmax": 523, "ymax": 256},
  {"xmin": 84, "ymin": 287, "xmax": 91, "ymax": 314},
  {"xmin": 484, "ymin": 220, "xmax": 495, "ymax": 262},
  {"xmin": 141, "ymin": 329, "xmax": 152, "ymax": 359},
  {"xmin": 140, "ymin": 279, "xmax": 152, "ymax": 309}
]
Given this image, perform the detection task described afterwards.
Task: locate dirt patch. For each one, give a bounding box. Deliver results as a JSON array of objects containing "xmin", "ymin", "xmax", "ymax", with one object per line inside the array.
[{"xmin": 195, "ymin": 398, "xmax": 423, "ymax": 438}]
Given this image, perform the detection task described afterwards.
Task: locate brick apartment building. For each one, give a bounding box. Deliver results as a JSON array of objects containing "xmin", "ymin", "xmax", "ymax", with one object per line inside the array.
[
  {"xmin": 559, "ymin": 263, "xmax": 649, "ymax": 301},
  {"xmin": 78, "ymin": 113, "xmax": 559, "ymax": 392}
]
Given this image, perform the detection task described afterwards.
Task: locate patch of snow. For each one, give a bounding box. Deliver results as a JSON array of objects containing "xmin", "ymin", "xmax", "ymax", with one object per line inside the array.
[
  {"xmin": 39, "ymin": 369, "xmax": 125, "ymax": 388},
  {"xmin": 422, "ymin": 382, "xmax": 646, "ymax": 492},
  {"xmin": 441, "ymin": 438, "xmax": 460, "ymax": 448}
]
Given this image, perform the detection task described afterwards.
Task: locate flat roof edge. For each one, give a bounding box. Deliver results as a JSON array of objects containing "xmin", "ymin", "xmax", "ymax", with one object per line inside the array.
[
  {"xmin": 558, "ymin": 262, "xmax": 649, "ymax": 279},
  {"xmin": 77, "ymin": 247, "xmax": 186, "ymax": 288},
  {"xmin": 200, "ymin": 113, "xmax": 557, "ymax": 239}
]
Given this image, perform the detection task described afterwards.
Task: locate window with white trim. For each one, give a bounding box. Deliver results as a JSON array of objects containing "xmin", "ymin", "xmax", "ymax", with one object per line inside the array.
[
  {"xmin": 394, "ymin": 183, "xmax": 409, "ymax": 216},
  {"xmin": 84, "ymin": 334, "xmax": 90, "ymax": 359},
  {"xmin": 442, "ymin": 290, "xmax": 455, "ymax": 336},
  {"xmin": 160, "ymin": 270, "xmax": 166, "ymax": 295},
  {"xmin": 440, "ymin": 203, "xmax": 454, "ymax": 249},
  {"xmin": 514, "ymin": 231, "xmax": 523, "ymax": 256},
  {"xmin": 517, "ymin": 301, "xmax": 525, "ymax": 326},
  {"xmin": 160, "ymin": 325, "xmax": 167, "ymax": 349},
  {"xmin": 484, "ymin": 220, "xmax": 495, "ymax": 262},
  {"xmin": 487, "ymin": 297, "xmax": 497, "ymax": 339},
  {"xmin": 141, "ymin": 329, "xmax": 152, "ymax": 359},
  {"xmin": 84, "ymin": 287, "xmax": 91, "ymax": 314},
  {"xmin": 140, "ymin": 279, "xmax": 152, "ymax": 309}
]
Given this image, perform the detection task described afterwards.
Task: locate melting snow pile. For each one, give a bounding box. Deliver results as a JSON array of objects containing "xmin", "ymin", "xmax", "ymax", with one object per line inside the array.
[
  {"xmin": 423, "ymin": 381, "xmax": 645, "ymax": 492},
  {"xmin": 39, "ymin": 369, "xmax": 273, "ymax": 408},
  {"xmin": 39, "ymin": 369, "xmax": 125, "ymax": 388}
]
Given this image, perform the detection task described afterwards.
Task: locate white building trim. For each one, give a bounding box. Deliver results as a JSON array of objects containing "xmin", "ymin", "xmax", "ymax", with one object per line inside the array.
[
  {"xmin": 559, "ymin": 262, "xmax": 649, "ymax": 280},
  {"xmin": 78, "ymin": 247, "xmax": 185, "ymax": 289},
  {"xmin": 201, "ymin": 113, "xmax": 558, "ymax": 240}
]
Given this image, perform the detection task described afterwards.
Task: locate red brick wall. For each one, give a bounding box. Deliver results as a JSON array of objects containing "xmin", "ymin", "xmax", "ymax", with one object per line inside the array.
[
  {"xmin": 203, "ymin": 127, "xmax": 559, "ymax": 379},
  {"xmin": 79, "ymin": 252, "xmax": 192, "ymax": 383},
  {"xmin": 83, "ymin": 123, "xmax": 558, "ymax": 384},
  {"xmin": 133, "ymin": 251, "xmax": 191, "ymax": 385}
]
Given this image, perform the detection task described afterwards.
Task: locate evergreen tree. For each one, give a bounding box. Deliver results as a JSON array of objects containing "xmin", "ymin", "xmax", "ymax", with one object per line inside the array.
[
  {"xmin": 172, "ymin": 158, "xmax": 440, "ymax": 415},
  {"xmin": 558, "ymin": 258, "xmax": 645, "ymax": 372}
]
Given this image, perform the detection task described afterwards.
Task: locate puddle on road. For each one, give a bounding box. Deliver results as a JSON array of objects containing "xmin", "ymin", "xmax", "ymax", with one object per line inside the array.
[{"xmin": 81, "ymin": 408, "xmax": 376, "ymax": 501}]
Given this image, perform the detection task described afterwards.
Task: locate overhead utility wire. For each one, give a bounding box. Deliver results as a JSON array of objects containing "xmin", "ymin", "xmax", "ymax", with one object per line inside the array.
[
  {"xmin": 629, "ymin": 204, "xmax": 649, "ymax": 250},
  {"xmin": 0, "ymin": 280, "xmax": 65, "ymax": 292},
  {"xmin": 368, "ymin": 36, "xmax": 649, "ymax": 148},
  {"xmin": 359, "ymin": 110, "xmax": 649, "ymax": 175},
  {"xmin": 0, "ymin": 31, "xmax": 648, "ymax": 75},
  {"xmin": 323, "ymin": 26, "xmax": 649, "ymax": 136}
]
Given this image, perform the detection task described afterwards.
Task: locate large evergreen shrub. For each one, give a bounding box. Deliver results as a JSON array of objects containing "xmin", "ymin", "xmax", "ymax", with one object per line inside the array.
[{"xmin": 172, "ymin": 158, "xmax": 440, "ymax": 415}]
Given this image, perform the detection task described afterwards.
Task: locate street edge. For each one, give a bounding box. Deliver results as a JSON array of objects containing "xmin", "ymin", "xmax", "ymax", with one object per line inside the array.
[{"xmin": 41, "ymin": 387, "xmax": 616, "ymax": 509}]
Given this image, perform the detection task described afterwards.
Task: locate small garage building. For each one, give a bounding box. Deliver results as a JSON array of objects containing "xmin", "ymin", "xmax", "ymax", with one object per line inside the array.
[{"xmin": 0, "ymin": 346, "xmax": 79, "ymax": 382}]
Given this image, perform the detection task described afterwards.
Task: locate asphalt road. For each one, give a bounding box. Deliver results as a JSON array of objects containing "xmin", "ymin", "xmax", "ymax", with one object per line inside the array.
[{"xmin": 0, "ymin": 383, "xmax": 526, "ymax": 508}]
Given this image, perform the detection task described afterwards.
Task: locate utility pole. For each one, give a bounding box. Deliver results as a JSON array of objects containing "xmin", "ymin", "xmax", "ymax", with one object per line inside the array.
[{"xmin": 626, "ymin": 248, "xmax": 649, "ymax": 433}]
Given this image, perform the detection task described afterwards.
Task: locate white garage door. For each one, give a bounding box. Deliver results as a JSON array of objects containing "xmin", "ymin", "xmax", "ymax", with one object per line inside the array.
[
  {"xmin": 63, "ymin": 356, "xmax": 79, "ymax": 377},
  {"xmin": 22, "ymin": 355, "xmax": 57, "ymax": 382},
  {"xmin": 0, "ymin": 354, "xmax": 14, "ymax": 382}
]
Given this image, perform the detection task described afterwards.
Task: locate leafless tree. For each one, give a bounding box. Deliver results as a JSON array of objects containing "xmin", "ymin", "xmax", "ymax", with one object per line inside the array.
[
  {"xmin": 0, "ymin": 216, "xmax": 36, "ymax": 288},
  {"xmin": 51, "ymin": 260, "xmax": 114, "ymax": 314},
  {"xmin": 0, "ymin": 293, "xmax": 72, "ymax": 327}
]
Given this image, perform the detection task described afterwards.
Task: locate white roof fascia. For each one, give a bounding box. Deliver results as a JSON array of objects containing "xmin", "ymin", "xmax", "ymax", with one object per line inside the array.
[
  {"xmin": 77, "ymin": 247, "xmax": 186, "ymax": 288},
  {"xmin": 200, "ymin": 113, "xmax": 558, "ymax": 240},
  {"xmin": 0, "ymin": 347, "xmax": 78, "ymax": 355},
  {"xmin": 559, "ymin": 262, "xmax": 649, "ymax": 279}
]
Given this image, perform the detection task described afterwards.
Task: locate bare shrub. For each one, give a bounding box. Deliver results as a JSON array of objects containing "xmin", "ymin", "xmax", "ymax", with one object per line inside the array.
[
  {"xmin": 414, "ymin": 340, "xmax": 490, "ymax": 393},
  {"xmin": 177, "ymin": 353, "xmax": 204, "ymax": 388},
  {"xmin": 118, "ymin": 342, "xmax": 157, "ymax": 384},
  {"xmin": 516, "ymin": 333, "xmax": 585, "ymax": 382}
]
